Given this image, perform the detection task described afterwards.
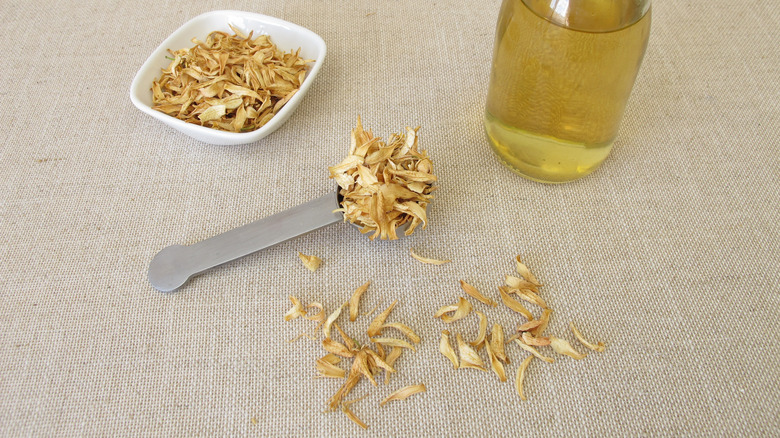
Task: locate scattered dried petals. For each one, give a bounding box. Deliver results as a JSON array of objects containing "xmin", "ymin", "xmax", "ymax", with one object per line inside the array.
[
  {"xmin": 434, "ymin": 304, "xmax": 458, "ymax": 317},
  {"xmin": 351, "ymin": 348, "xmax": 377, "ymax": 386},
  {"xmin": 341, "ymin": 404, "xmax": 368, "ymax": 429},
  {"xmin": 516, "ymin": 355, "xmax": 533, "ymax": 401},
  {"xmin": 349, "ymin": 281, "xmax": 370, "ymax": 322},
  {"xmin": 484, "ymin": 339, "xmax": 507, "ymax": 382},
  {"xmin": 521, "ymin": 331, "xmax": 551, "ymax": 346},
  {"xmin": 333, "ymin": 323, "xmax": 357, "ymax": 352},
  {"xmin": 460, "ymin": 280, "xmax": 498, "ymax": 307},
  {"xmin": 469, "ymin": 311, "xmax": 488, "ymax": 349},
  {"xmin": 365, "ymin": 349, "xmax": 395, "ymax": 374},
  {"xmin": 498, "ymin": 286, "xmax": 533, "ymax": 320},
  {"xmin": 505, "ymin": 275, "xmax": 539, "ymax": 293},
  {"xmin": 383, "ymin": 347, "xmax": 404, "ymax": 385},
  {"xmin": 322, "ymin": 338, "xmax": 355, "ymax": 358},
  {"xmin": 298, "ymin": 252, "xmax": 322, "ymax": 272},
  {"xmin": 327, "ymin": 372, "xmax": 361, "ymax": 411},
  {"xmin": 367, "ymin": 300, "xmax": 397, "ymax": 337},
  {"xmin": 530, "ymin": 309, "xmax": 552, "ymax": 338},
  {"xmin": 518, "ymin": 319, "xmax": 543, "ymax": 332},
  {"xmin": 316, "ymin": 355, "xmax": 347, "ymax": 378},
  {"xmin": 439, "ymin": 330, "xmax": 459, "ymax": 369},
  {"xmin": 380, "ymin": 383, "xmax": 426, "ymax": 406},
  {"xmin": 514, "ymin": 339, "xmax": 554, "ymax": 363},
  {"xmin": 381, "ymin": 322, "xmax": 421, "ymax": 344},
  {"xmin": 320, "ymin": 353, "xmax": 341, "ymax": 364},
  {"xmin": 550, "ymin": 336, "xmax": 587, "ymax": 360},
  {"xmin": 303, "ymin": 302, "xmax": 325, "ymax": 322},
  {"xmin": 435, "ymin": 297, "xmax": 473, "ymax": 323},
  {"xmin": 511, "ymin": 288, "xmax": 548, "ymax": 309},
  {"xmin": 489, "ymin": 324, "xmax": 509, "ymax": 363},
  {"xmin": 284, "ymin": 296, "xmax": 306, "ymax": 321},
  {"xmin": 570, "ymin": 322, "xmax": 606, "ymax": 352},
  {"xmin": 323, "ymin": 303, "xmax": 345, "ymax": 339},
  {"xmin": 410, "ymin": 248, "xmax": 451, "ymax": 265},
  {"xmin": 515, "ymin": 256, "xmax": 542, "ymax": 286},
  {"xmin": 456, "ymin": 333, "xmax": 487, "ymax": 371}
]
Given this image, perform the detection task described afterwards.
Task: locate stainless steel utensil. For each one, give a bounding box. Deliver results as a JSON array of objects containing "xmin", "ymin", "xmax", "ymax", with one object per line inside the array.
[{"xmin": 148, "ymin": 190, "xmax": 342, "ymax": 292}]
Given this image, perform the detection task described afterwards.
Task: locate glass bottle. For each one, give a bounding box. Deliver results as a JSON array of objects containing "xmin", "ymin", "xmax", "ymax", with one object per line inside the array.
[{"xmin": 484, "ymin": 0, "xmax": 651, "ymax": 183}]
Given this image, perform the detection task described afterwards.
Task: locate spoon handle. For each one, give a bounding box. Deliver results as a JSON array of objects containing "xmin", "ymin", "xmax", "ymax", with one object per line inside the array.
[{"xmin": 148, "ymin": 191, "xmax": 342, "ymax": 292}]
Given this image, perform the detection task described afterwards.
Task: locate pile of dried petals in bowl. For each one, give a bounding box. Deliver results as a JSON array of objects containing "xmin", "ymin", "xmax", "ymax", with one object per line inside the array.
[
  {"xmin": 329, "ymin": 118, "xmax": 437, "ymax": 240},
  {"xmin": 435, "ymin": 256, "xmax": 606, "ymax": 401},
  {"xmin": 284, "ymin": 281, "xmax": 426, "ymax": 429},
  {"xmin": 151, "ymin": 25, "xmax": 311, "ymax": 132}
]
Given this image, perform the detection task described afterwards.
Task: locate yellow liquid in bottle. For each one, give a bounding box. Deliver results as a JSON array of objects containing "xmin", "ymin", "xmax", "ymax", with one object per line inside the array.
[{"xmin": 485, "ymin": 0, "xmax": 651, "ymax": 183}]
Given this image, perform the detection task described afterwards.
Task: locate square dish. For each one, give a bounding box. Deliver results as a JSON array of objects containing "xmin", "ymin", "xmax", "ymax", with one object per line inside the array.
[{"xmin": 129, "ymin": 10, "xmax": 326, "ymax": 145}]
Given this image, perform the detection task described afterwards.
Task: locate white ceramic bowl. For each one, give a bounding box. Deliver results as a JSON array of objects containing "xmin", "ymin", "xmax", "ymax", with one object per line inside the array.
[{"xmin": 129, "ymin": 10, "xmax": 326, "ymax": 145}]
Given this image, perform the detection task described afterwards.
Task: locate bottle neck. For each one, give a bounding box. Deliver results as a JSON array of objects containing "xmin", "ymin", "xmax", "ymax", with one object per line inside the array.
[{"xmin": 521, "ymin": 0, "xmax": 651, "ymax": 32}]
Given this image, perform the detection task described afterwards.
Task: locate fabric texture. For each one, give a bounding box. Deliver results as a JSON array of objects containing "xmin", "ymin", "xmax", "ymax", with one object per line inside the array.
[{"xmin": 1, "ymin": 0, "xmax": 778, "ymax": 436}]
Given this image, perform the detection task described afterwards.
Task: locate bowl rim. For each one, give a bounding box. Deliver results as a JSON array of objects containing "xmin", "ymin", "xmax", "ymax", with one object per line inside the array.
[{"xmin": 129, "ymin": 9, "xmax": 327, "ymax": 144}]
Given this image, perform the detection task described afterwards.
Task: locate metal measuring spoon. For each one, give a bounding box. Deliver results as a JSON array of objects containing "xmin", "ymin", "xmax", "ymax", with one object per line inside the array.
[{"xmin": 148, "ymin": 190, "xmax": 343, "ymax": 292}]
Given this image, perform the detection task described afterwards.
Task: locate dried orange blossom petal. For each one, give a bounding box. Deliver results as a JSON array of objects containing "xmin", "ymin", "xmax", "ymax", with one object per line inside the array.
[
  {"xmin": 530, "ymin": 309, "xmax": 552, "ymax": 338},
  {"xmin": 341, "ymin": 404, "xmax": 368, "ymax": 429},
  {"xmin": 365, "ymin": 349, "xmax": 395, "ymax": 374},
  {"xmin": 383, "ymin": 347, "xmax": 404, "ymax": 385},
  {"xmin": 518, "ymin": 320, "xmax": 543, "ymax": 332},
  {"xmin": 515, "ymin": 255, "xmax": 542, "ymax": 286},
  {"xmin": 316, "ymin": 355, "xmax": 347, "ymax": 379},
  {"xmin": 349, "ymin": 281, "xmax": 370, "ymax": 322},
  {"xmin": 303, "ymin": 302, "xmax": 325, "ymax": 322},
  {"xmin": 367, "ymin": 300, "xmax": 397, "ymax": 337},
  {"xmin": 456, "ymin": 333, "xmax": 487, "ymax": 371},
  {"xmin": 328, "ymin": 371, "xmax": 361, "ymax": 411},
  {"xmin": 410, "ymin": 248, "xmax": 451, "ymax": 265},
  {"xmin": 351, "ymin": 348, "xmax": 377, "ymax": 386},
  {"xmin": 511, "ymin": 288, "xmax": 548, "ymax": 309},
  {"xmin": 505, "ymin": 275, "xmax": 539, "ymax": 293},
  {"xmin": 460, "ymin": 280, "xmax": 497, "ymax": 307},
  {"xmin": 514, "ymin": 339, "xmax": 554, "ymax": 363},
  {"xmin": 322, "ymin": 338, "xmax": 354, "ymax": 358},
  {"xmin": 381, "ymin": 322, "xmax": 421, "ymax": 344},
  {"xmin": 516, "ymin": 355, "xmax": 533, "ymax": 401},
  {"xmin": 522, "ymin": 331, "xmax": 551, "ymax": 347},
  {"xmin": 320, "ymin": 353, "xmax": 340, "ymax": 364},
  {"xmin": 380, "ymin": 383, "xmax": 426, "ymax": 406},
  {"xmin": 284, "ymin": 296, "xmax": 306, "ymax": 321},
  {"xmin": 469, "ymin": 311, "xmax": 488, "ymax": 349},
  {"xmin": 333, "ymin": 323, "xmax": 357, "ymax": 352},
  {"xmin": 489, "ymin": 324, "xmax": 509, "ymax": 363},
  {"xmin": 439, "ymin": 330, "xmax": 459, "ymax": 369},
  {"xmin": 550, "ymin": 336, "xmax": 587, "ymax": 360},
  {"xmin": 570, "ymin": 322, "xmax": 606, "ymax": 352},
  {"xmin": 498, "ymin": 286, "xmax": 533, "ymax": 320},
  {"xmin": 298, "ymin": 252, "xmax": 322, "ymax": 272},
  {"xmin": 323, "ymin": 303, "xmax": 345, "ymax": 339},
  {"xmin": 435, "ymin": 297, "xmax": 473, "ymax": 323},
  {"xmin": 484, "ymin": 339, "xmax": 507, "ymax": 382}
]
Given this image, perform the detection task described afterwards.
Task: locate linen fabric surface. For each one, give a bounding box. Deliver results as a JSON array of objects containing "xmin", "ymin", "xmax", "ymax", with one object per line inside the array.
[{"xmin": 1, "ymin": 0, "xmax": 778, "ymax": 436}]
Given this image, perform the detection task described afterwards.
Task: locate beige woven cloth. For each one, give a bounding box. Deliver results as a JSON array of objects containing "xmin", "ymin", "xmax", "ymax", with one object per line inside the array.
[{"xmin": 1, "ymin": 0, "xmax": 778, "ymax": 436}]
